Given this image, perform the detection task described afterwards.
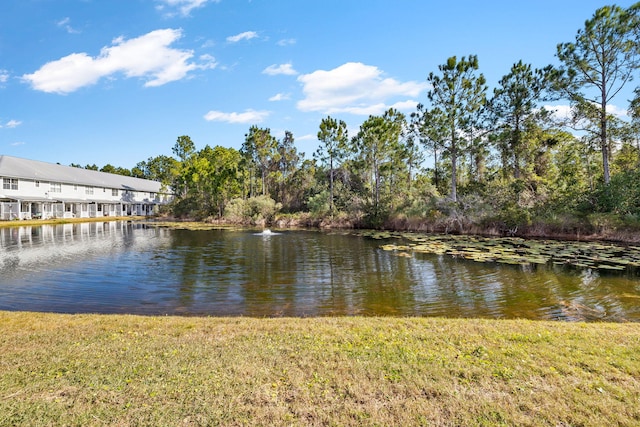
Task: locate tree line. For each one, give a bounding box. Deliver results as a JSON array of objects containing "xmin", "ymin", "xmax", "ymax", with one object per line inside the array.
[{"xmin": 79, "ymin": 4, "xmax": 640, "ymax": 234}]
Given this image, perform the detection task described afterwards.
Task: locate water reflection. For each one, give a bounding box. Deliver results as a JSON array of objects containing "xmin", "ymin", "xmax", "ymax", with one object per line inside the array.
[{"xmin": 1, "ymin": 223, "xmax": 639, "ymax": 321}]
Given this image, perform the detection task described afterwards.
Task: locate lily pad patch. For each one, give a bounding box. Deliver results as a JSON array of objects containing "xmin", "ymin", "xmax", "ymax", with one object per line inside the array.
[{"xmin": 371, "ymin": 232, "xmax": 640, "ymax": 272}]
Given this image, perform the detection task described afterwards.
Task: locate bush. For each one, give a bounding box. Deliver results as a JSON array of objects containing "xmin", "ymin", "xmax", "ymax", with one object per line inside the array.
[
  {"xmin": 223, "ymin": 196, "xmax": 281, "ymax": 225},
  {"xmin": 592, "ymin": 169, "xmax": 640, "ymax": 217},
  {"xmin": 587, "ymin": 213, "xmax": 623, "ymax": 233},
  {"xmin": 307, "ymin": 190, "xmax": 330, "ymax": 216}
]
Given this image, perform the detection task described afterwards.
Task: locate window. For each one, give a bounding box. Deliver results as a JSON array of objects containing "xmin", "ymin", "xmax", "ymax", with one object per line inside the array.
[
  {"xmin": 112, "ymin": 189, "xmax": 119, "ymax": 196},
  {"xmin": 85, "ymin": 186, "xmax": 94, "ymax": 195},
  {"xmin": 74, "ymin": 184, "xmax": 78, "ymax": 191},
  {"xmin": 3, "ymin": 178, "xmax": 18, "ymax": 190},
  {"xmin": 35, "ymin": 180, "xmax": 40, "ymax": 188},
  {"xmin": 103, "ymin": 188, "xmax": 106, "ymax": 193},
  {"xmin": 50, "ymin": 182, "xmax": 62, "ymax": 193}
]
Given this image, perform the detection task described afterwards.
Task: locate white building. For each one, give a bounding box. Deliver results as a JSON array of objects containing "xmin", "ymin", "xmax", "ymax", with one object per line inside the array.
[{"xmin": 0, "ymin": 155, "xmax": 172, "ymax": 220}]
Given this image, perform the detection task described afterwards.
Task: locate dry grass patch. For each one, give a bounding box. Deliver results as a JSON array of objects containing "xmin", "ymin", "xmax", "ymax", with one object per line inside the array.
[{"xmin": 1, "ymin": 312, "xmax": 639, "ymax": 426}]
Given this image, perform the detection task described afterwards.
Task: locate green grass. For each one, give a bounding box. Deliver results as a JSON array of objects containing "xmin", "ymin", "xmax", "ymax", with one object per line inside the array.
[{"xmin": 1, "ymin": 312, "xmax": 639, "ymax": 426}]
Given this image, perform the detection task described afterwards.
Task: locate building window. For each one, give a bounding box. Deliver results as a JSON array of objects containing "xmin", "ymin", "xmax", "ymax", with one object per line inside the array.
[
  {"xmin": 112, "ymin": 189, "xmax": 119, "ymax": 196},
  {"xmin": 3, "ymin": 178, "xmax": 18, "ymax": 190},
  {"xmin": 35, "ymin": 180, "xmax": 40, "ymax": 188},
  {"xmin": 50, "ymin": 182, "xmax": 62, "ymax": 193},
  {"xmin": 86, "ymin": 186, "xmax": 94, "ymax": 195},
  {"xmin": 103, "ymin": 188, "xmax": 106, "ymax": 193}
]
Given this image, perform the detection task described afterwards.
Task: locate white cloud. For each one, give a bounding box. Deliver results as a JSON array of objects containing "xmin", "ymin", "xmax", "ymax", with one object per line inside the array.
[
  {"xmin": 5, "ymin": 120, "xmax": 22, "ymax": 128},
  {"xmin": 156, "ymin": 0, "xmax": 217, "ymax": 17},
  {"xmin": 0, "ymin": 69, "xmax": 8, "ymax": 85},
  {"xmin": 198, "ymin": 54, "xmax": 218, "ymax": 70},
  {"xmin": 544, "ymin": 103, "xmax": 628, "ymax": 121},
  {"xmin": 22, "ymin": 29, "xmax": 210, "ymax": 94},
  {"xmin": 277, "ymin": 38, "xmax": 296, "ymax": 46},
  {"xmin": 10, "ymin": 141, "xmax": 25, "ymax": 146},
  {"xmin": 200, "ymin": 39, "xmax": 216, "ymax": 48},
  {"xmin": 297, "ymin": 62, "xmax": 428, "ymax": 115},
  {"xmin": 226, "ymin": 31, "xmax": 258, "ymax": 43},
  {"xmin": 390, "ymin": 100, "xmax": 421, "ymax": 111},
  {"xmin": 269, "ymin": 93, "xmax": 290, "ymax": 101},
  {"xmin": 607, "ymin": 104, "xmax": 628, "ymax": 118},
  {"xmin": 57, "ymin": 17, "xmax": 80, "ymax": 34},
  {"xmin": 543, "ymin": 104, "xmax": 573, "ymax": 121},
  {"xmin": 263, "ymin": 63, "xmax": 297, "ymax": 76},
  {"xmin": 203, "ymin": 109, "xmax": 270, "ymax": 124},
  {"xmin": 296, "ymin": 134, "xmax": 315, "ymax": 141}
]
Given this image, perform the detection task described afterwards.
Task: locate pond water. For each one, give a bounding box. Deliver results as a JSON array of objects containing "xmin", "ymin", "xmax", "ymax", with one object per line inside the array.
[{"xmin": 1, "ymin": 222, "xmax": 639, "ymax": 321}]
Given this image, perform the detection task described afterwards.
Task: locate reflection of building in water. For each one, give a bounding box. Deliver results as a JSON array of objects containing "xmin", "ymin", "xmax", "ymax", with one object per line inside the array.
[
  {"xmin": 0, "ymin": 155, "xmax": 172, "ymax": 220},
  {"xmin": 0, "ymin": 222, "xmax": 168, "ymax": 273},
  {"xmin": 0, "ymin": 221, "xmax": 124, "ymax": 247}
]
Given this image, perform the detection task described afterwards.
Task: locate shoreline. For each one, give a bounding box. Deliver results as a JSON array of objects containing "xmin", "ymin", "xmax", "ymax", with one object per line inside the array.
[{"xmin": 2, "ymin": 215, "xmax": 640, "ymax": 244}]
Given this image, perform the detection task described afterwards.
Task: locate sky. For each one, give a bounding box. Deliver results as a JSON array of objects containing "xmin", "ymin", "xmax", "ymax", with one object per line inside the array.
[{"xmin": 0, "ymin": 0, "xmax": 638, "ymax": 169}]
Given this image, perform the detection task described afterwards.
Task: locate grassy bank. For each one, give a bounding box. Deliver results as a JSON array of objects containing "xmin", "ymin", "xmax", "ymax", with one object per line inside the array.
[{"xmin": 1, "ymin": 312, "xmax": 638, "ymax": 426}]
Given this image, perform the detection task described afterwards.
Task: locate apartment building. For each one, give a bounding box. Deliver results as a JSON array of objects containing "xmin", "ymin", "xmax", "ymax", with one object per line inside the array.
[{"xmin": 0, "ymin": 155, "xmax": 171, "ymax": 220}]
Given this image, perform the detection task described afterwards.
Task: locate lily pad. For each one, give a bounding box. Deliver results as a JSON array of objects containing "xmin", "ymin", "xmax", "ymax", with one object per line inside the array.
[{"xmin": 358, "ymin": 230, "xmax": 640, "ymax": 273}]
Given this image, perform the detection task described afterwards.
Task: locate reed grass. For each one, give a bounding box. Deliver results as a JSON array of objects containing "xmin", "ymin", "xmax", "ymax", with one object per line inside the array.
[{"xmin": 1, "ymin": 312, "xmax": 638, "ymax": 426}]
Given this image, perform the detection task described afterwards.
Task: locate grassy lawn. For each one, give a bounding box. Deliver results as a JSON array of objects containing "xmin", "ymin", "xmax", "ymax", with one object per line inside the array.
[{"xmin": 0, "ymin": 312, "xmax": 638, "ymax": 426}]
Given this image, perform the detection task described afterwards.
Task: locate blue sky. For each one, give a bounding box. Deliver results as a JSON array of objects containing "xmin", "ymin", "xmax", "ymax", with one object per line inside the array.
[{"xmin": 0, "ymin": 0, "xmax": 636, "ymax": 169}]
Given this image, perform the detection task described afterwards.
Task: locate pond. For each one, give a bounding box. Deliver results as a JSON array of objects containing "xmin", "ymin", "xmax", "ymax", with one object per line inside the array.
[{"xmin": 1, "ymin": 221, "xmax": 639, "ymax": 321}]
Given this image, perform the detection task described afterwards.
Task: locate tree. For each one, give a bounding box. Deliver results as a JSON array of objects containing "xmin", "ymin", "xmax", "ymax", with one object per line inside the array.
[
  {"xmin": 172, "ymin": 135, "xmax": 196, "ymax": 163},
  {"xmin": 562, "ymin": 97, "xmax": 629, "ymax": 182},
  {"xmin": 200, "ymin": 146, "xmax": 243, "ymax": 217},
  {"xmin": 99, "ymin": 164, "xmax": 131, "ymax": 176},
  {"xmin": 135, "ymin": 155, "xmax": 179, "ymax": 184},
  {"xmin": 625, "ymin": 86, "xmax": 640, "ymax": 167},
  {"xmin": 401, "ymin": 112, "xmax": 425, "ymax": 193},
  {"xmin": 315, "ymin": 116, "xmax": 348, "ymax": 214},
  {"xmin": 172, "ymin": 135, "xmax": 197, "ymax": 198},
  {"xmin": 489, "ymin": 60, "xmax": 556, "ymax": 179},
  {"xmin": 352, "ymin": 108, "xmax": 406, "ymax": 220},
  {"xmin": 556, "ymin": 4, "xmax": 638, "ymax": 184},
  {"xmin": 426, "ymin": 55, "xmax": 487, "ymax": 202},
  {"xmin": 242, "ymin": 126, "xmax": 278, "ymax": 197},
  {"xmin": 274, "ymin": 131, "xmax": 302, "ymax": 210},
  {"xmin": 410, "ymin": 104, "xmax": 447, "ymax": 191}
]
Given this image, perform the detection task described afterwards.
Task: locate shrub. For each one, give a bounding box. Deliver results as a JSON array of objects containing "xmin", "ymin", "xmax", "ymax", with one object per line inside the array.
[
  {"xmin": 223, "ymin": 196, "xmax": 281, "ymax": 225},
  {"xmin": 307, "ymin": 190, "xmax": 330, "ymax": 216},
  {"xmin": 592, "ymin": 169, "xmax": 640, "ymax": 217}
]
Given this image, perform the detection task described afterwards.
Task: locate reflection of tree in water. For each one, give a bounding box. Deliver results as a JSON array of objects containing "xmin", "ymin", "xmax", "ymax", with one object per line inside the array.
[
  {"xmin": 167, "ymin": 230, "xmax": 435, "ymax": 317},
  {"xmin": 164, "ymin": 230, "xmax": 632, "ymax": 319},
  {"xmin": 16, "ymin": 226, "xmax": 628, "ymax": 319}
]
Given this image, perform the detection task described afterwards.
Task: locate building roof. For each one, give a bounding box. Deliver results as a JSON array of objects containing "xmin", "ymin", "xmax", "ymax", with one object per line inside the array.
[{"xmin": 0, "ymin": 155, "xmax": 165, "ymax": 193}]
